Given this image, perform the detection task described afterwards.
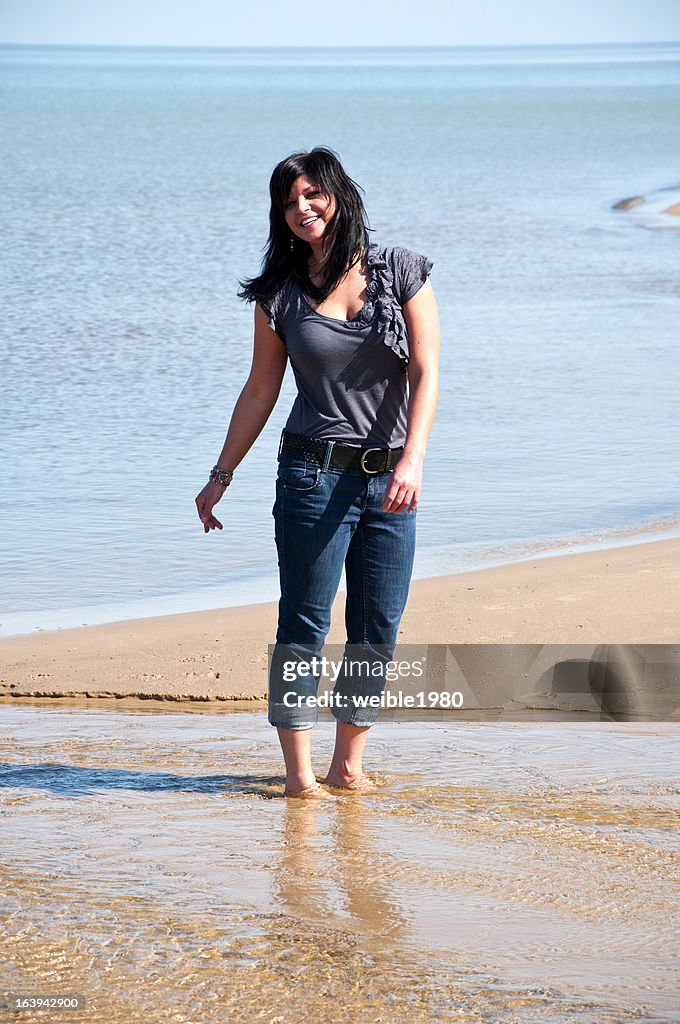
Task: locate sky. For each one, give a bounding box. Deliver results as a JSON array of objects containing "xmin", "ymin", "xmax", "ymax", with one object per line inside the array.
[{"xmin": 1, "ymin": 0, "xmax": 679, "ymax": 47}]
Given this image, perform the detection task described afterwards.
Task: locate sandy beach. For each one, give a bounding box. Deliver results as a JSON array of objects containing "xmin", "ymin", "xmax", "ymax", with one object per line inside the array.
[
  {"xmin": 4, "ymin": 36, "xmax": 680, "ymax": 1024},
  {"xmin": 2, "ymin": 534, "xmax": 678, "ymax": 709},
  {"xmin": 2, "ymin": 537, "xmax": 678, "ymax": 1022}
]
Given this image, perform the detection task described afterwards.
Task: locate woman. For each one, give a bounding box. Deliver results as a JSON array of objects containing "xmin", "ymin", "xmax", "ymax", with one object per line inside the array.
[{"xmin": 195, "ymin": 147, "xmax": 440, "ymax": 799}]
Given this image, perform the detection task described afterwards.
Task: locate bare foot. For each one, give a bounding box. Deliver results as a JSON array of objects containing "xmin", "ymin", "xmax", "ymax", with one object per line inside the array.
[
  {"xmin": 322, "ymin": 772, "xmax": 380, "ymax": 792},
  {"xmin": 283, "ymin": 781, "xmax": 338, "ymax": 801}
]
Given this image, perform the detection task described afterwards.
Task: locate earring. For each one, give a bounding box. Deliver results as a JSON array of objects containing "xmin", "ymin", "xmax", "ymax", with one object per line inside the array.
[{"xmin": 290, "ymin": 234, "xmax": 295, "ymax": 252}]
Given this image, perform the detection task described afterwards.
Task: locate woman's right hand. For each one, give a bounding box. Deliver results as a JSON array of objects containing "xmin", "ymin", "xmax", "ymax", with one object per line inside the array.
[
  {"xmin": 194, "ymin": 303, "xmax": 288, "ymax": 536},
  {"xmin": 195, "ymin": 481, "xmax": 226, "ymax": 534}
]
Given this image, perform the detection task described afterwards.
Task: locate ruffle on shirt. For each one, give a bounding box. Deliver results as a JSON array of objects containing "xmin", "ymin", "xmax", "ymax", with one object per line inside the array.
[
  {"xmin": 363, "ymin": 244, "xmax": 407, "ymax": 369},
  {"xmin": 361, "ymin": 243, "xmax": 432, "ymax": 371}
]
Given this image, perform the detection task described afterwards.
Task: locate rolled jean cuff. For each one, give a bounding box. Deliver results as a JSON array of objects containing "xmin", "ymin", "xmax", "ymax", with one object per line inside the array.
[
  {"xmin": 330, "ymin": 643, "xmax": 392, "ymax": 727},
  {"xmin": 268, "ymin": 709, "xmax": 317, "ymax": 730},
  {"xmin": 268, "ymin": 642, "xmax": 322, "ymax": 729},
  {"xmin": 268, "ymin": 695, "xmax": 318, "ymax": 728}
]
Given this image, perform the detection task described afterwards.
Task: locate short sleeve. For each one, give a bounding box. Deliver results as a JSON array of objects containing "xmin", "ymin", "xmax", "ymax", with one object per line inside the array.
[
  {"xmin": 390, "ymin": 247, "xmax": 434, "ymax": 306},
  {"xmin": 258, "ymin": 287, "xmax": 286, "ymax": 340}
]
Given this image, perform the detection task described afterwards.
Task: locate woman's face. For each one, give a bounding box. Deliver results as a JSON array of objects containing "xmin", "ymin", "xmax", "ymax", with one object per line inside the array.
[{"xmin": 283, "ymin": 174, "xmax": 336, "ymax": 246}]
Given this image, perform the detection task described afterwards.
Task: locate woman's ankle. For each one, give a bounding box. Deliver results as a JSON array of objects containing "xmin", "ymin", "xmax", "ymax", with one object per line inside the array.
[
  {"xmin": 284, "ymin": 771, "xmax": 317, "ymax": 793},
  {"xmin": 326, "ymin": 758, "xmax": 362, "ymax": 783}
]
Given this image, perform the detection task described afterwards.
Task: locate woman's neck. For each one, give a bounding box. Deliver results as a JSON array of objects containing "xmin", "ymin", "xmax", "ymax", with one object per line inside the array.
[
  {"xmin": 308, "ymin": 239, "xmax": 326, "ymax": 267},
  {"xmin": 307, "ymin": 247, "xmax": 364, "ymax": 284}
]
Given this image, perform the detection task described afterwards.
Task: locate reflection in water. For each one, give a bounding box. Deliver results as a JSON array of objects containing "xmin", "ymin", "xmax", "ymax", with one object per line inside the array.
[
  {"xmin": 1, "ymin": 704, "xmax": 678, "ymax": 1023},
  {"xmin": 277, "ymin": 797, "xmax": 407, "ymax": 943}
]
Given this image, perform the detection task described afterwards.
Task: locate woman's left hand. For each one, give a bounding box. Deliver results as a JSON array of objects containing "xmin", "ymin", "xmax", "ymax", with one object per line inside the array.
[{"xmin": 382, "ymin": 452, "xmax": 422, "ymax": 514}]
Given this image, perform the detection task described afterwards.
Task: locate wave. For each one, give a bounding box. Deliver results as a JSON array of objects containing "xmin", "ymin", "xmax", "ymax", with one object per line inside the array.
[{"xmin": 612, "ymin": 183, "xmax": 680, "ymax": 230}]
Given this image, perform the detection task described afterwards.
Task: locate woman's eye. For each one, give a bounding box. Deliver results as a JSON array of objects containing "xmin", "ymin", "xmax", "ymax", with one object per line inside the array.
[{"xmin": 285, "ymin": 190, "xmax": 321, "ymax": 208}]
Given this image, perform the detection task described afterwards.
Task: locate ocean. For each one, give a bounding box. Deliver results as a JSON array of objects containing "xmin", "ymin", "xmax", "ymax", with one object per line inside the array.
[{"xmin": 1, "ymin": 42, "xmax": 679, "ymax": 635}]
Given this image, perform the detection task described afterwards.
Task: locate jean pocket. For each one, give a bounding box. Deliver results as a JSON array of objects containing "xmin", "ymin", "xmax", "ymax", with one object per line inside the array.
[{"xmin": 277, "ymin": 458, "xmax": 321, "ymax": 492}]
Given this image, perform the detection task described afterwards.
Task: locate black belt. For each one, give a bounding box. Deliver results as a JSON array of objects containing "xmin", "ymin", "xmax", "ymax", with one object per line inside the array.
[{"xmin": 278, "ymin": 430, "xmax": 403, "ymax": 475}]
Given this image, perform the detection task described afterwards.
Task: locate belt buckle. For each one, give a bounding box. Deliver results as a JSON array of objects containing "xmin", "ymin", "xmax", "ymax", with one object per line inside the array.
[{"xmin": 360, "ymin": 447, "xmax": 385, "ymax": 475}]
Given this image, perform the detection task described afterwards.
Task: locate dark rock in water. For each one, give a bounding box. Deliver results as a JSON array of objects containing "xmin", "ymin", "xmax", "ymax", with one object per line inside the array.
[{"xmin": 612, "ymin": 196, "xmax": 646, "ymax": 211}]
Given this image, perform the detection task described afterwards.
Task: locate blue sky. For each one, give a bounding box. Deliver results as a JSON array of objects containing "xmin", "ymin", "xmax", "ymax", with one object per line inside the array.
[{"xmin": 1, "ymin": 0, "xmax": 679, "ymax": 46}]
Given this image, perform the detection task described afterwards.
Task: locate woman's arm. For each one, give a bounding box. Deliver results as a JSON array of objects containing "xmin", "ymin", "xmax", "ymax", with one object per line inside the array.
[
  {"xmin": 383, "ymin": 278, "xmax": 440, "ymax": 514},
  {"xmin": 195, "ymin": 304, "xmax": 288, "ymax": 533}
]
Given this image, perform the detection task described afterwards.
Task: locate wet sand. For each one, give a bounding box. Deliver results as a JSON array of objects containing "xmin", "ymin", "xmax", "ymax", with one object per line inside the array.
[
  {"xmin": 2, "ymin": 534, "xmax": 680, "ymax": 705},
  {"xmin": 1, "ymin": 706, "xmax": 678, "ymax": 1023},
  {"xmin": 2, "ymin": 536, "xmax": 679, "ymax": 1020}
]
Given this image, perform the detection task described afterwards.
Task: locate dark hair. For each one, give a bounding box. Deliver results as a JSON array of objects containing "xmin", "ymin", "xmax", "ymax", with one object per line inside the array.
[{"xmin": 238, "ymin": 146, "xmax": 371, "ymax": 308}]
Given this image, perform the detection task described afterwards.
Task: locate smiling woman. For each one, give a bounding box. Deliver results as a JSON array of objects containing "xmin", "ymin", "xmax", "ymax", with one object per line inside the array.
[
  {"xmin": 285, "ymin": 178, "xmax": 336, "ymax": 240},
  {"xmin": 194, "ymin": 146, "xmax": 440, "ymax": 799},
  {"xmin": 289, "ymin": 184, "xmax": 370, "ymax": 324},
  {"xmin": 283, "ymin": 175, "xmax": 372, "ymax": 321}
]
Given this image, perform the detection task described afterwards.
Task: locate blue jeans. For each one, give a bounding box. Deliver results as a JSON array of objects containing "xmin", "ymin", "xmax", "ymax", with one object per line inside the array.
[{"xmin": 268, "ymin": 443, "xmax": 417, "ymax": 730}]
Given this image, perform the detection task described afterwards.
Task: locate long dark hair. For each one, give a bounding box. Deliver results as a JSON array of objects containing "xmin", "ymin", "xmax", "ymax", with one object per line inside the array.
[{"xmin": 238, "ymin": 146, "xmax": 371, "ymax": 307}]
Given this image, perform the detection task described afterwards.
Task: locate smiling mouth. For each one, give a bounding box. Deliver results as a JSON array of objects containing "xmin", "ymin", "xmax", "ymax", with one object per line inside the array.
[{"xmin": 300, "ymin": 216, "xmax": 319, "ymax": 227}]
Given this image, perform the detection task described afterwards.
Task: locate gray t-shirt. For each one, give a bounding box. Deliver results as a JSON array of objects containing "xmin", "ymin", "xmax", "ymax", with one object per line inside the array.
[{"xmin": 261, "ymin": 243, "xmax": 433, "ymax": 447}]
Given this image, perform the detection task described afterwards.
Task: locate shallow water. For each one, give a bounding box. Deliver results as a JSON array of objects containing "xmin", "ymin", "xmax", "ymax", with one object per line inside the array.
[{"xmin": 1, "ymin": 704, "xmax": 678, "ymax": 1022}]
